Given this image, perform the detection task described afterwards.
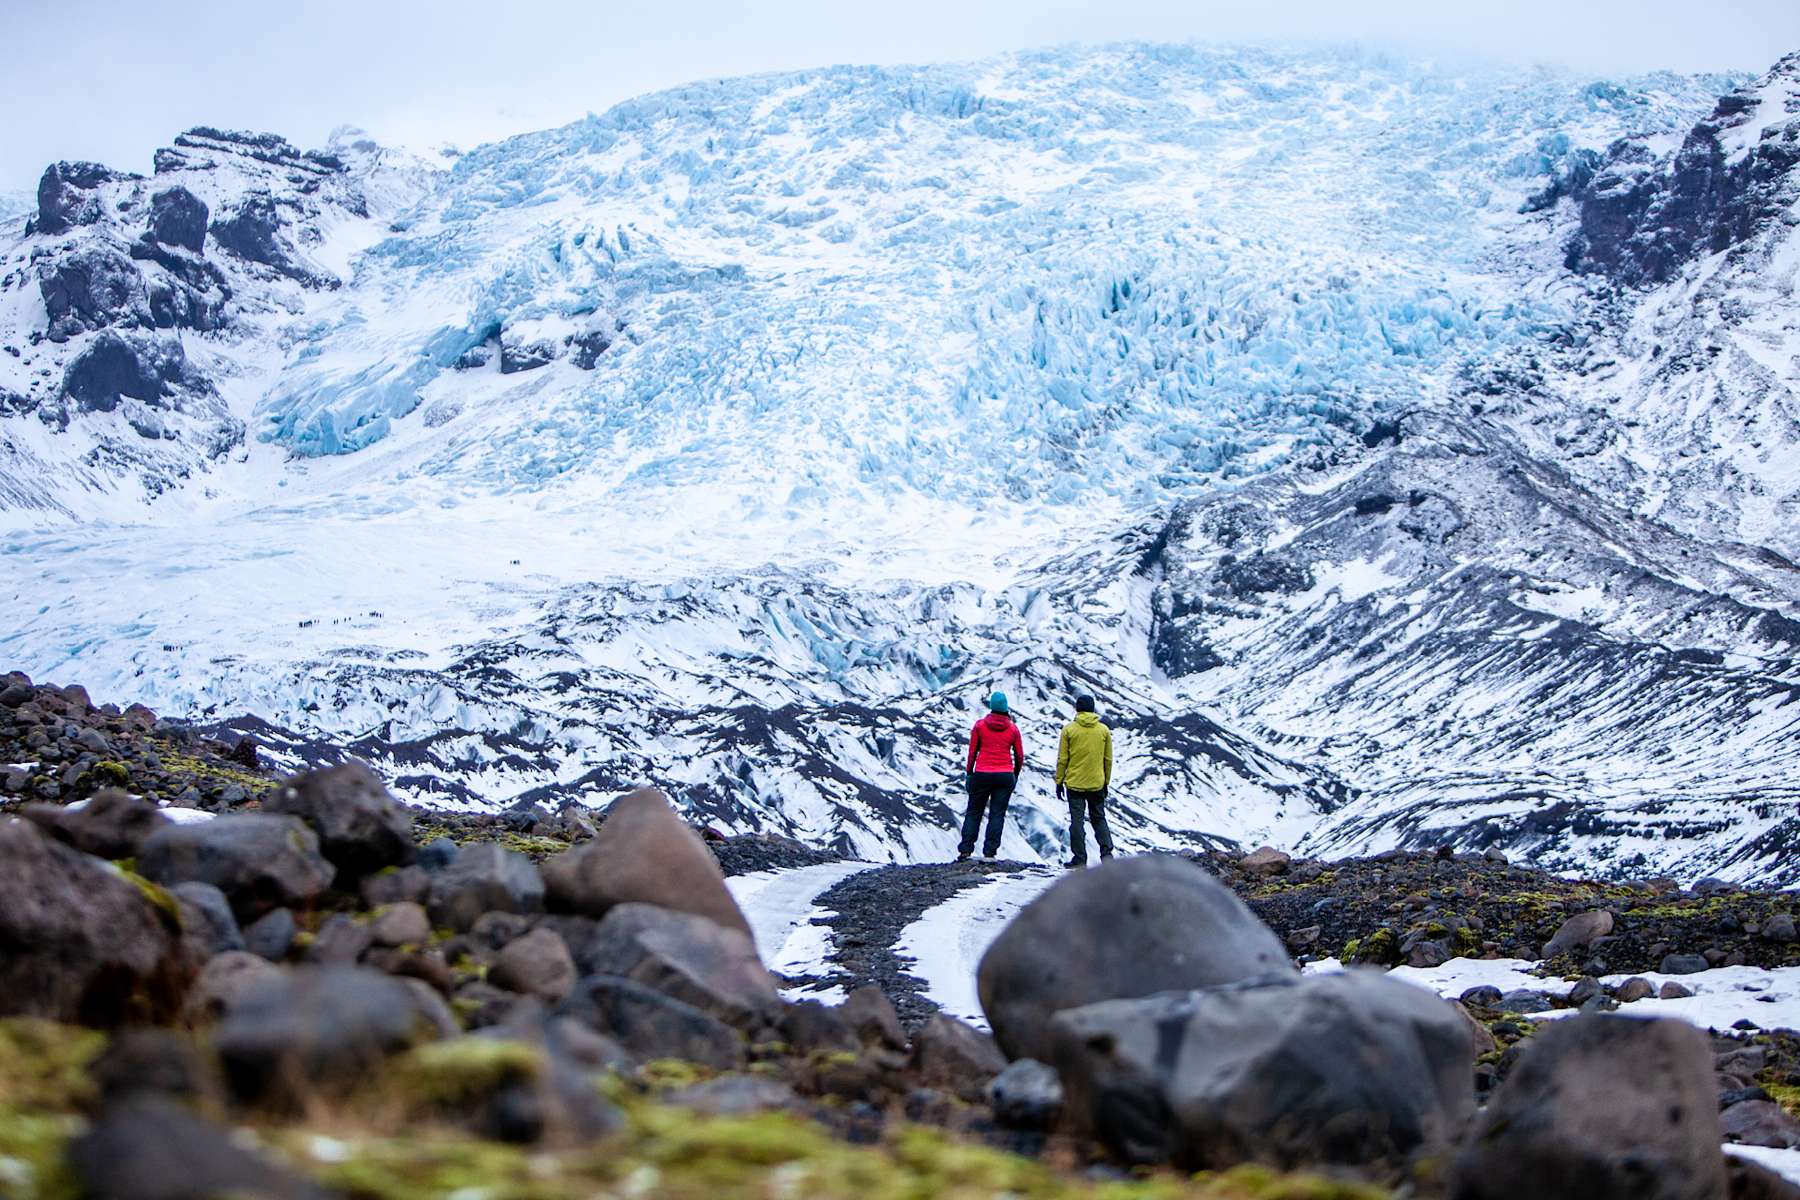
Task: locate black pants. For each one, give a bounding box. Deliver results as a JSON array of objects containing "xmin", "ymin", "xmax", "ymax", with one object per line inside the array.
[
  {"xmin": 960, "ymin": 771, "xmax": 1015, "ymax": 856},
  {"xmin": 1066, "ymin": 787, "xmax": 1114, "ymax": 862}
]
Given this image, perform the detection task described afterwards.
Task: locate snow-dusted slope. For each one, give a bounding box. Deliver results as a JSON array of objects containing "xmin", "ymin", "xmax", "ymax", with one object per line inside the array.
[{"xmin": 2, "ymin": 45, "xmax": 1796, "ymax": 884}]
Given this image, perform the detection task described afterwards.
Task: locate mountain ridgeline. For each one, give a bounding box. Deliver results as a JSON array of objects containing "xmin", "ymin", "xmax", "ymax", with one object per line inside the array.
[{"xmin": 1, "ymin": 45, "xmax": 1796, "ymax": 883}]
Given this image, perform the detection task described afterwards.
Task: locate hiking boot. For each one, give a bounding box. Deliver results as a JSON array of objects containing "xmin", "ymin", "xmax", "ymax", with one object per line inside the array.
[
  {"xmin": 1063, "ymin": 858, "xmax": 1087, "ymax": 869},
  {"xmin": 955, "ymin": 852, "xmax": 971, "ymax": 862}
]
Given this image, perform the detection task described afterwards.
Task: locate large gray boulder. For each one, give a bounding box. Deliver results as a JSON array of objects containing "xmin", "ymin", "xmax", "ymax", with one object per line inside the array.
[
  {"xmin": 0, "ymin": 820, "xmax": 191, "ymax": 1026},
  {"xmin": 578, "ymin": 902, "xmax": 780, "ymax": 1029},
  {"xmin": 1050, "ymin": 969, "xmax": 1473, "ymax": 1171},
  {"xmin": 978, "ymin": 854, "xmax": 1293, "ymax": 1062},
  {"xmin": 543, "ymin": 788, "xmax": 752, "ymax": 938},
  {"xmin": 263, "ymin": 760, "xmax": 415, "ymax": 881},
  {"xmin": 1449, "ymin": 1014, "xmax": 1727, "ymax": 1200},
  {"xmin": 215, "ymin": 966, "xmax": 443, "ymax": 1105},
  {"xmin": 137, "ymin": 813, "xmax": 335, "ymax": 921}
]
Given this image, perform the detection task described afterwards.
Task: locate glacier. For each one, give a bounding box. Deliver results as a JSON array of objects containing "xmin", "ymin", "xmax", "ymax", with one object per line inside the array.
[{"xmin": 2, "ymin": 43, "xmax": 1797, "ymax": 884}]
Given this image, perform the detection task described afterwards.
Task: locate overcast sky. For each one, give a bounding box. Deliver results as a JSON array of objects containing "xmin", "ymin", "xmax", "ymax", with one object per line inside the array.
[{"xmin": 6, "ymin": 0, "xmax": 1797, "ymax": 192}]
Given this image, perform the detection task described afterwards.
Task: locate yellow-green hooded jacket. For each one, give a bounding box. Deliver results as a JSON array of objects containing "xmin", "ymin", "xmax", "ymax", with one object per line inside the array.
[{"xmin": 1055, "ymin": 712, "xmax": 1113, "ymax": 791}]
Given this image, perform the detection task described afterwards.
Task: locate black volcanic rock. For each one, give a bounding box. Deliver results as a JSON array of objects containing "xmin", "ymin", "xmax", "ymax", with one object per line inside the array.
[
  {"xmin": 62, "ymin": 331, "xmax": 204, "ymax": 412},
  {"xmin": 149, "ymin": 185, "xmax": 209, "ymax": 253},
  {"xmin": 29, "ymin": 160, "xmax": 123, "ymax": 235},
  {"xmin": 39, "ymin": 243, "xmax": 150, "ymax": 341},
  {"xmin": 1564, "ymin": 54, "xmax": 1800, "ymax": 286},
  {"xmin": 209, "ymin": 190, "xmax": 295, "ymax": 272}
]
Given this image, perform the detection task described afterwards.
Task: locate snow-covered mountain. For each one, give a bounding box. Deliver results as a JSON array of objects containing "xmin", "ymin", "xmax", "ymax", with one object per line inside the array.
[{"xmin": 2, "ymin": 45, "xmax": 1796, "ymax": 883}]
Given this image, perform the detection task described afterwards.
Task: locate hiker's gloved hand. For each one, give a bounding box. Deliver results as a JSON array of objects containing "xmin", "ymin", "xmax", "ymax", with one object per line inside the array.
[{"xmin": 1056, "ymin": 784, "xmax": 1066, "ymax": 801}]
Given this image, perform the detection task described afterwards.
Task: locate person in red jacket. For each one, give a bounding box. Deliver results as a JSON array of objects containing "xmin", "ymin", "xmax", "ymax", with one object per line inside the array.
[{"xmin": 958, "ymin": 691, "xmax": 1023, "ymax": 861}]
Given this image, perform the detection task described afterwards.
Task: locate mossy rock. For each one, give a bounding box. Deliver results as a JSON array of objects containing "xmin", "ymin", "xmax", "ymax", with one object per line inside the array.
[{"xmin": 386, "ymin": 1038, "xmax": 544, "ymax": 1109}]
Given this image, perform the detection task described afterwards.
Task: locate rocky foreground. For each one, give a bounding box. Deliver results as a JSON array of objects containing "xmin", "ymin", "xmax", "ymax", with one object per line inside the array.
[{"xmin": 4, "ymin": 671, "xmax": 1800, "ymax": 1199}]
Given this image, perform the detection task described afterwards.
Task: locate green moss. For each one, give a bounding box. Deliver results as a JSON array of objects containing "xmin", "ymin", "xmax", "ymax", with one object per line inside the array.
[
  {"xmin": 0, "ymin": 1021, "xmax": 104, "ymax": 1200},
  {"xmin": 91, "ymin": 761, "xmax": 130, "ymax": 788},
  {"xmin": 148, "ymin": 739, "xmax": 274, "ymax": 796},
  {"xmin": 1346, "ymin": 928, "xmax": 1400, "ymax": 967},
  {"xmin": 638, "ymin": 1059, "xmax": 714, "ymax": 1090},
  {"xmin": 1763, "ymin": 1083, "xmax": 1800, "ymax": 1117},
  {"xmin": 0, "ymin": 1112, "xmax": 84, "ymax": 1200},
  {"xmin": 387, "ymin": 1038, "xmax": 543, "ymax": 1108},
  {"xmin": 0, "ymin": 1020, "xmax": 105, "ymax": 1112},
  {"xmin": 111, "ymin": 867, "xmax": 183, "ymax": 935},
  {"xmin": 300, "ymin": 1134, "xmax": 565, "ymax": 1200},
  {"xmin": 497, "ymin": 833, "xmax": 569, "ymax": 859},
  {"xmin": 1453, "ymin": 927, "xmax": 1483, "ymax": 957}
]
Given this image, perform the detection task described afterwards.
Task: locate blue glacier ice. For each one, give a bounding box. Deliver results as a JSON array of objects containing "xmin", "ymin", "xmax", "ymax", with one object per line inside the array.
[{"xmin": 257, "ymin": 44, "xmax": 1732, "ymax": 510}]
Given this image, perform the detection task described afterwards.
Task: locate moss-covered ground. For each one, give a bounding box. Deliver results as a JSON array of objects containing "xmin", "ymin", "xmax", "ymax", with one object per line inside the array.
[{"xmin": 0, "ymin": 1019, "xmax": 1390, "ymax": 1200}]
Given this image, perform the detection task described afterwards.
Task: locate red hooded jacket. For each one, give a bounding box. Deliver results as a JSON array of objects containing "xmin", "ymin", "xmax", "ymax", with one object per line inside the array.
[{"xmin": 966, "ymin": 712, "xmax": 1024, "ymax": 774}]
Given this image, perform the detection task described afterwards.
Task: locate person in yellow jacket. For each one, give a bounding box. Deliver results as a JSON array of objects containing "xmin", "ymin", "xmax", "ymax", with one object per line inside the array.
[{"xmin": 1055, "ymin": 694, "xmax": 1114, "ymax": 868}]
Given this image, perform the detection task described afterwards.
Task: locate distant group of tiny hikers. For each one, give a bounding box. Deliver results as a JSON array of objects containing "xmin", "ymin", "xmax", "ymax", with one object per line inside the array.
[{"xmin": 958, "ymin": 690, "xmax": 1114, "ymax": 870}]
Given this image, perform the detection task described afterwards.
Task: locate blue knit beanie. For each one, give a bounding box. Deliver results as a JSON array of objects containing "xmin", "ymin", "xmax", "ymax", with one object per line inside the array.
[{"xmin": 987, "ymin": 691, "xmax": 1009, "ymax": 714}]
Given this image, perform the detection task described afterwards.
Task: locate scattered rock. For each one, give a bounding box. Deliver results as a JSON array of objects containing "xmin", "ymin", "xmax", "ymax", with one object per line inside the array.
[
  {"xmin": 842, "ymin": 985, "xmax": 908, "ymax": 1052},
  {"xmin": 22, "ymin": 788, "xmax": 169, "ymax": 858},
  {"xmin": 216, "ymin": 965, "xmax": 444, "ymax": 1105},
  {"xmin": 910, "ymin": 1013, "xmax": 1008, "ymax": 1104},
  {"xmin": 1544, "ymin": 909, "xmax": 1614, "ymax": 958},
  {"xmin": 1661, "ymin": 953, "xmax": 1713, "ymax": 975},
  {"xmin": 665, "ymin": 1074, "xmax": 800, "ymax": 1117},
  {"xmin": 1239, "ymin": 846, "xmax": 1292, "ymax": 876},
  {"xmin": 1722, "ymin": 1100, "xmax": 1800, "ymax": 1149},
  {"xmin": 978, "ymin": 854, "xmax": 1293, "ymax": 1062},
  {"xmin": 1499, "ymin": 988, "xmax": 1553, "ymax": 1015},
  {"xmin": 1460, "ymin": 985, "xmax": 1503, "ymax": 1007},
  {"xmin": 1763, "ymin": 914, "xmax": 1797, "ymax": 944},
  {"xmin": 557, "ymin": 973, "xmax": 745, "ymax": 1069},
  {"xmin": 369, "ymin": 900, "xmax": 432, "ymax": 948},
  {"xmin": 242, "ymin": 907, "xmax": 298, "ymax": 961},
  {"xmin": 427, "ymin": 841, "xmax": 545, "ymax": 931},
  {"xmin": 1726, "ymin": 1154, "xmax": 1800, "ymax": 1200},
  {"xmin": 987, "ymin": 1058, "xmax": 1064, "ymax": 1130},
  {"xmin": 307, "ymin": 913, "xmax": 375, "ymax": 965},
  {"xmin": 263, "ymin": 761, "xmax": 415, "ymax": 881},
  {"xmin": 88, "ymin": 1028, "xmax": 213, "ymax": 1107},
  {"xmin": 0, "ymin": 820, "xmax": 190, "ymax": 1026},
  {"xmin": 68, "ymin": 1097, "xmax": 325, "ymax": 1200},
  {"xmin": 181, "ymin": 950, "xmax": 284, "ymax": 1025},
  {"xmin": 169, "ymin": 881, "xmax": 244, "ymax": 956},
  {"xmin": 543, "ymin": 787, "xmax": 752, "ymax": 938},
  {"xmin": 1449, "ymin": 1014, "xmax": 1728, "ymax": 1200},
  {"xmin": 491, "ymin": 927, "xmax": 579, "ymax": 1002},
  {"xmin": 361, "ymin": 864, "xmax": 430, "ymax": 908},
  {"xmin": 577, "ymin": 902, "xmax": 780, "ymax": 1029},
  {"xmin": 137, "ymin": 813, "xmax": 335, "ymax": 921},
  {"xmin": 1617, "ymin": 976, "xmax": 1656, "ymax": 1003},
  {"xmin": 1052, "ymin": 969, "xmax": 1472, "ymax": 1170},
  {"xmin": 1662, "ymin": 981, "xmax": 1697, "ymax": 999}
]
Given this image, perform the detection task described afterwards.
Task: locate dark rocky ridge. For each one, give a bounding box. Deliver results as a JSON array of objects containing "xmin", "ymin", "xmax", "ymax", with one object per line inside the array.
[{"xmin": 1556, "ymin": 52, "xmax": 1800, "ymax": 286}]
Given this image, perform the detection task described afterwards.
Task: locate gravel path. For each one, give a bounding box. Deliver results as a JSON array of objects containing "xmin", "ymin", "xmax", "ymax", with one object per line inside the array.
[{"xmin": 808, "ymin": 859, "xmax": 1039, "ymax": 1029}]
